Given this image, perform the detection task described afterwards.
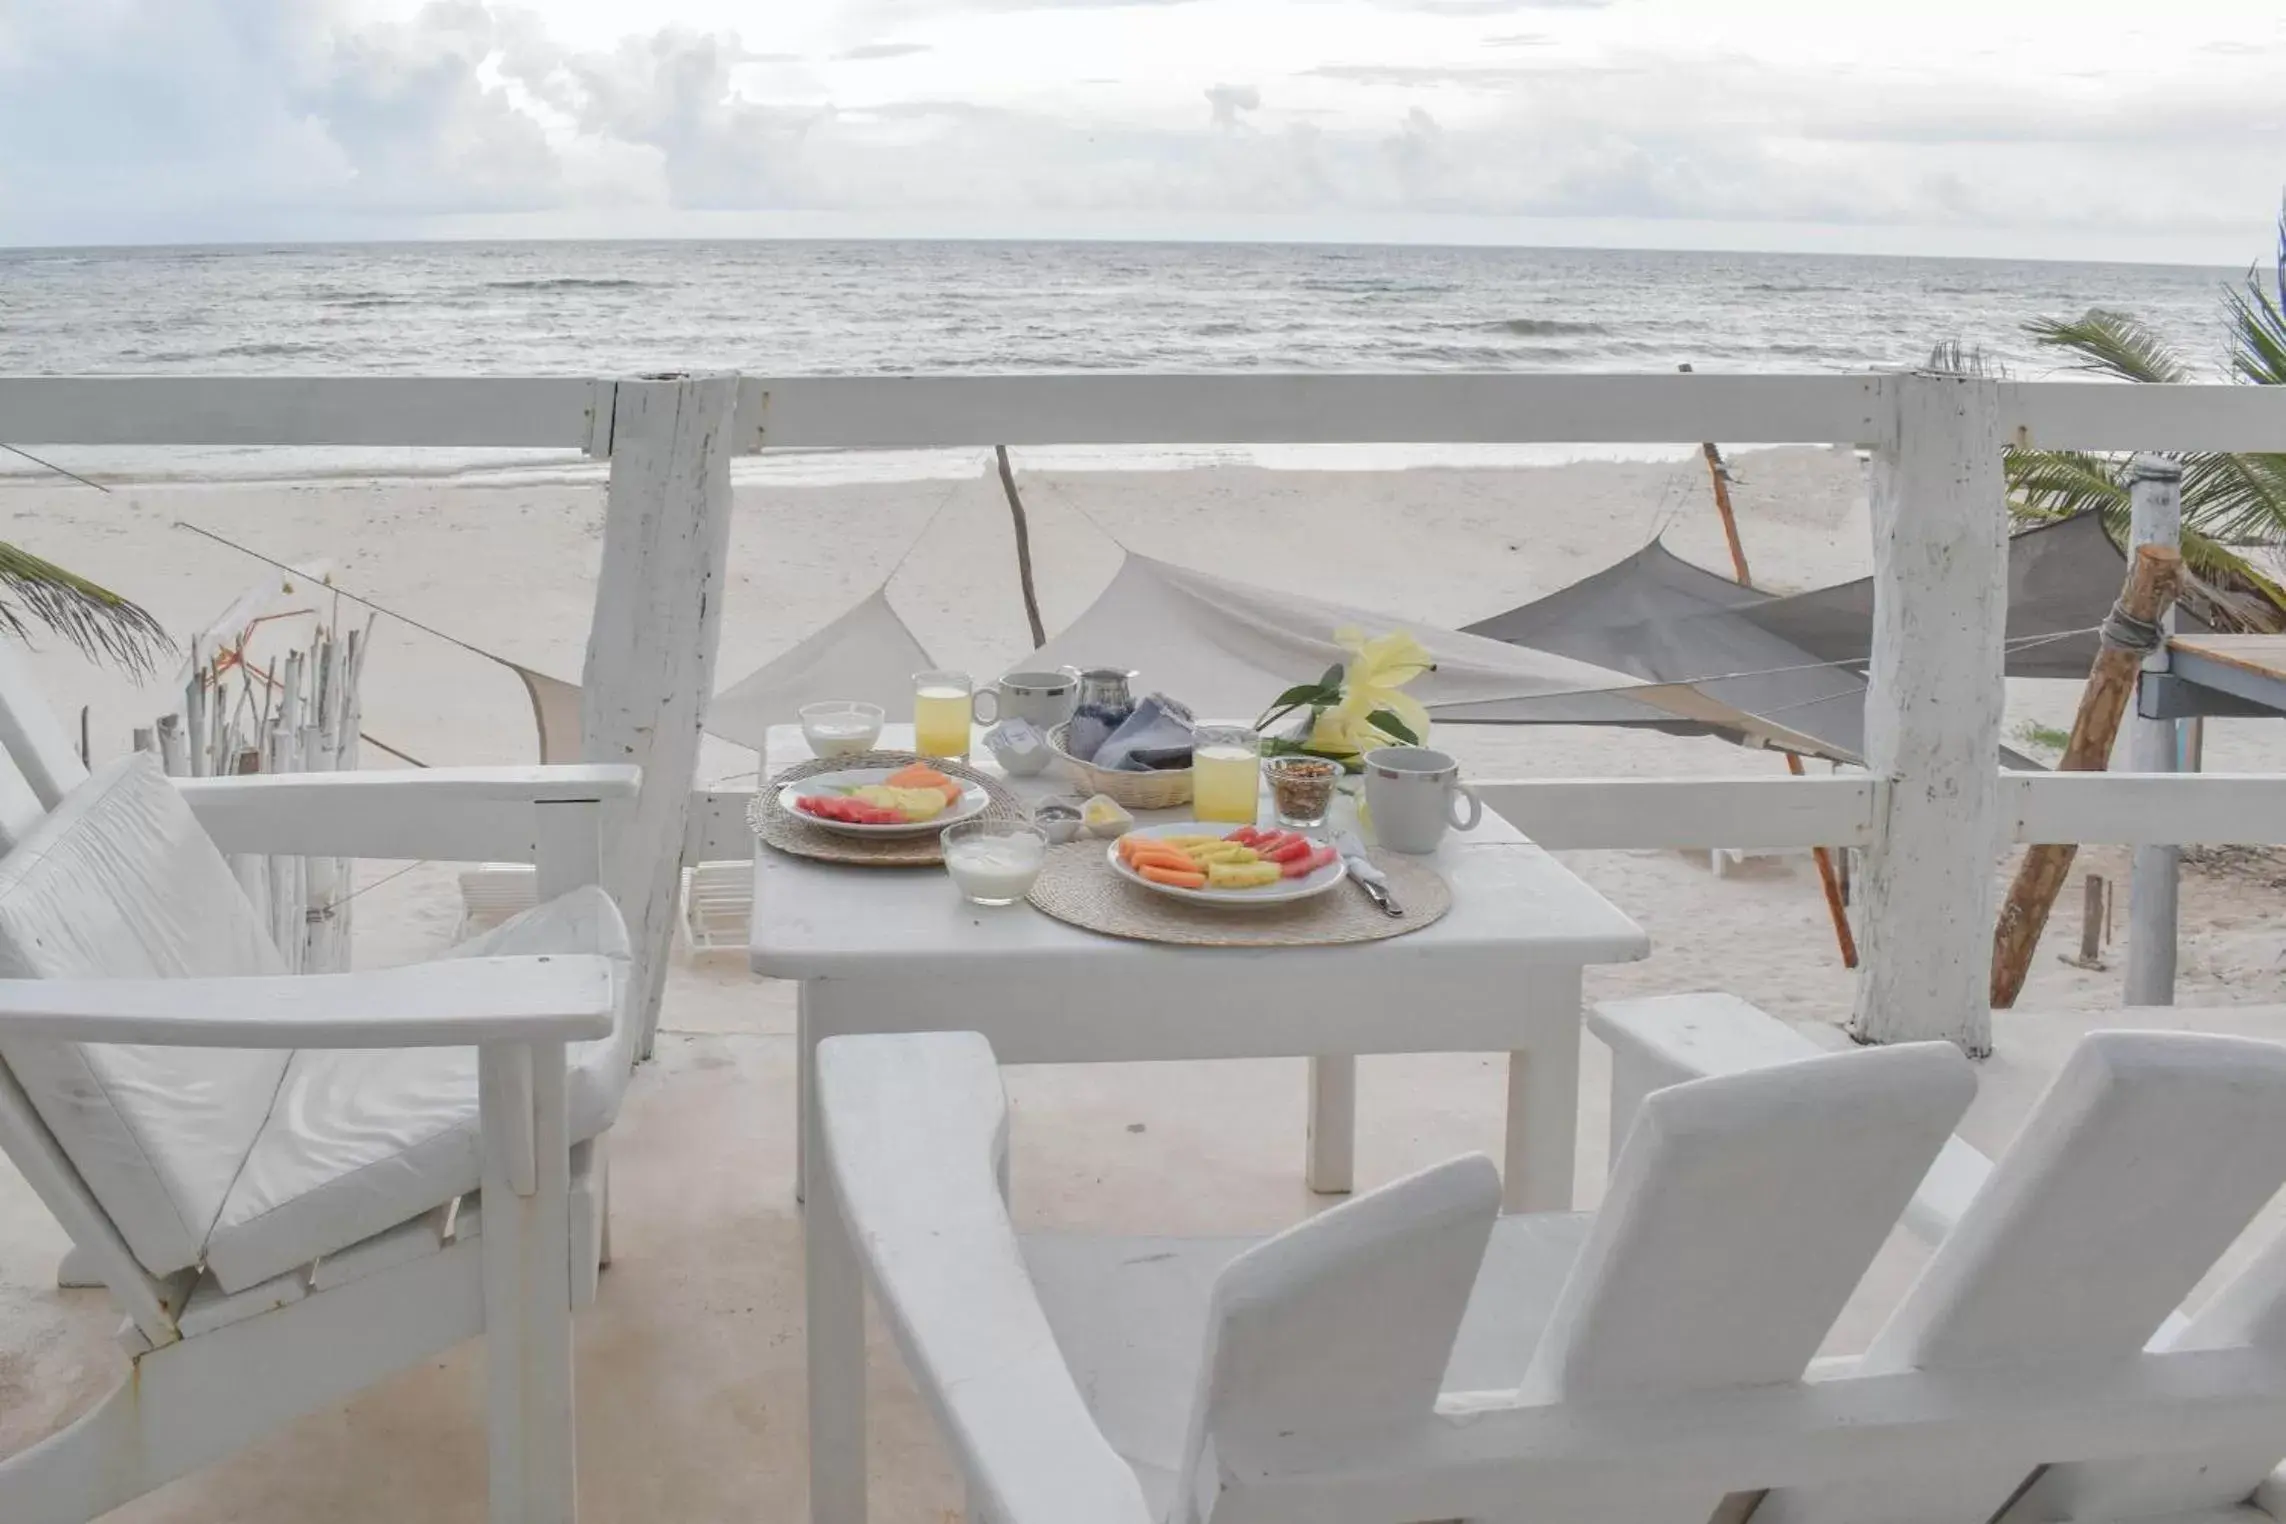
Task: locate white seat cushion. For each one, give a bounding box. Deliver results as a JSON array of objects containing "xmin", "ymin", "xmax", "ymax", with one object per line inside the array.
[
  {"xmin": 203, "ymin": 885, "xmax": 632, "ymax": 1292},
  {"xmin": 0, "ymin": 753, "xmax": 288, "ymax": 1277},
  {"xmin": 1021, "ymin": 1210, "xmax": 1592, "ymax": 1518}
]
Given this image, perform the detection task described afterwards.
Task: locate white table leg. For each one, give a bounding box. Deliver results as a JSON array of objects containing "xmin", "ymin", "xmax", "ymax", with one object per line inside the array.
[
  {"xmin": 1505, "ymin": 970, "xmax": 1583, "ymax": 1214},
  {"xmin": 806, "ymin": 1112, "xmax": 867, "ymax": 1524},
  {"xmin": 1306, "ymin": 1055, "xmax": 1357, "ymax": 1195},
  {"xmin": 795, "ymin": 983, "xmax": 813, "ymax": 1207}
]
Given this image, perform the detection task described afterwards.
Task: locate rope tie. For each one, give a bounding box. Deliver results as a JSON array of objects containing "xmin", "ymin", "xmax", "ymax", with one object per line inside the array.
[{"xmin": 2099, "ymin": 600, "xmax": 2164, "ymax": 654}]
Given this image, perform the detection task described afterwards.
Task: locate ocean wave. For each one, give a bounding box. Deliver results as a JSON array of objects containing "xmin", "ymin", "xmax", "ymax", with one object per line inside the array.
[
  {"xmin": 482, "ymin": 277, "xmax": 648, "ymax": 292},
  {"xmin": 1489, "ymin": 318, "xmax": 1608, "ymax": 337},
  {"xmin": 213, "ymin": 341, "xmax": 332, "ymax": 359}
]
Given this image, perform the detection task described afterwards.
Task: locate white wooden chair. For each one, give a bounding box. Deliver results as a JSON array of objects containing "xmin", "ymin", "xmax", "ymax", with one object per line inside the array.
[
  {"xmin": 678, "ymin": 860, "xmax": 753, "ymax": 954},
  {"xmin": 0, "ymin": 644, "xmax": 641, "ymax": 1524},
  {"xmin": 812, "ymin": 1026, "xmax": 2286, "ymax": 1524}
]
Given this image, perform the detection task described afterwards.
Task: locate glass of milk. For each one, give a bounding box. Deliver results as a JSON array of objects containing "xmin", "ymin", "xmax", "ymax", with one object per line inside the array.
[
  {"xmin": 799, "ymin": 700, "xmax": 885, "ymax": 759},
  {"xmin": 941, "ymin": 820, "xmax": 1050, "ymax": 907}
]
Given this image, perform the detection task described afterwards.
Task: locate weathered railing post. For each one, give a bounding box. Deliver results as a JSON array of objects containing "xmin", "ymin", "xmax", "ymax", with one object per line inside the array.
[
  {"xmin": 586, "ymin": 373, "xmax": 739, "ymax": 1059},
  {"xmin": 2125, "ymin": 455, "xmax": 2184, "ymax": 1006},
  {"xmin": 1850, "ymin": 372, "xmax": 2007, "ymax": 1055}
]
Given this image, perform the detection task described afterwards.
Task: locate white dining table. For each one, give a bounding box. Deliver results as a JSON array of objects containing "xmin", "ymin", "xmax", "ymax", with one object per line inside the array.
[{"xmin": 748, "ymin": 722, "xmax": 1649, "ymax": 1215}]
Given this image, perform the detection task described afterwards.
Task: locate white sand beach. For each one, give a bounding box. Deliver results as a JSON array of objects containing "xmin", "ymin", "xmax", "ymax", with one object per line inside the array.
[{"xmin": 4, "ymin": 446, "xmax": 2285, "ymax": 1518}]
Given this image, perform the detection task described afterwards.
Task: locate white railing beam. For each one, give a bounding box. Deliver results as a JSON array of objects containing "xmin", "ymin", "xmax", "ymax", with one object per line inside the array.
[
  {"xmin": 740, "ymin": 374, "xmax": 1892, "ymax": 449},
  {"xmin": 0, "ymin": 376, "xmax": 609, "ymax": 450},
  {"xmin": 1855, "ymin": 373, "xmax": 2008, "ymax": 1055},
  {"xmin": 1475, "ymin": 776, "xmax": 1882, "ymax": 851},
  {"xmin": 7, "ymin": 373, "xmax": 2286, "ymax": 452}
]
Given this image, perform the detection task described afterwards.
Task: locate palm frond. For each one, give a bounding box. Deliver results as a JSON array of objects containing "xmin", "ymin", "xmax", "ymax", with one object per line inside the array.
[
  {"xmin": 2006, "ymin": 448, "xmax": 2129, "ymax": 521},
  {"xmin": 2026, "ymin": 309, "xmax": 2193, "ymax": 384},
  {"xmin": 2226, "ymin": 278, "xmax": 2286, "ymax": 388},
  {"xmin": 0, "ymin": 543, "xmax": 172, "ymax": 676}
]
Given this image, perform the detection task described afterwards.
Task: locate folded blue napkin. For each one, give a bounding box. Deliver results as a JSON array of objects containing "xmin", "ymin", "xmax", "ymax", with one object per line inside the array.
[{"xmin": 1091, "ymin": 693, "xmax": 1197, "ymax": 772}]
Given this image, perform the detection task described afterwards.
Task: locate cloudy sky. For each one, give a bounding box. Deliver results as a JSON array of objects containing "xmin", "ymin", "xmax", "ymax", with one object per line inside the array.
[{"xmin": 2, "ymin": 0, "xmax": 2282, "ymax": 263}]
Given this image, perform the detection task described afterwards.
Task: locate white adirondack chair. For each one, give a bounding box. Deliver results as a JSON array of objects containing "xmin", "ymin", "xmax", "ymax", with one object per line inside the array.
[
  {"xmin": 0, "ymin": 643, "xmax": 641, "ymax": 1524},
  {"xmin": 813, "ymin": 1027, "xmax": 2286, "ymax": 1524}
]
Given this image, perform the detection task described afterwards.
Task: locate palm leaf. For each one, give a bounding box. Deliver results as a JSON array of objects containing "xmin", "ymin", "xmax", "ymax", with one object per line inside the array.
[
  {"xmin": 2025, "ymin": 310, "xmax": 2193, "ymax": 384},
  {"xmin": 2226, "ymin": 279, "xmax": 2286, "ymax": 388},
  {"xmin": 0, "ymin": 543, "xmax": 172, "ymax": 676}
]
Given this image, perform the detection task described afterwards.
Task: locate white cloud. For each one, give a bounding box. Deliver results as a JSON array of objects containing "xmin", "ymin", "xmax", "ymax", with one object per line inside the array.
[
  {"xmin": 0, "ymin": 0, "xmax": 2280, "ymax": 261},
  {"xmin": 1204, "ymin": 82, "xmax": 1261, "ymax": 128}
]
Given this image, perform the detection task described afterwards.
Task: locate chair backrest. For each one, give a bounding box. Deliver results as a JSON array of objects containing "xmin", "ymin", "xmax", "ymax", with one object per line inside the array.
[
  {"xmin": 1172, "ymin": 1041, "xmax": 1976, "ymax": 1524},
  {"xmin": 2008, "ymin": 1221, "xmax": 2286, "ymax": 1522},
  {"xmin": 1756, "ymin": 1030, "xmax": 2286, "ymax": 1524},
  {"xmin": 0, "ymin": 634, "xmax": 91, "ymax": 809},
  {"xmin": 0, "ymin": 753, "xmax": 287, "ymax": 1280}
]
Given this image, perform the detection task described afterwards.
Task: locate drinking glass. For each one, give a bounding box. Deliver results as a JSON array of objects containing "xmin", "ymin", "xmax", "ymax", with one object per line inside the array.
[
  {"xmin": 913, "ymin": 670, "xmax": 975, "ymax": 760},
  {"xmin": 1191, "ymin": 725, "xmax": 1262, "ymax": 825}
]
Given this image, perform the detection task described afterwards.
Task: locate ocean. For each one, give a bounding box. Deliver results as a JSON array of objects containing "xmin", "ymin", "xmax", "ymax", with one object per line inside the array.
[{"xmin": 0, "ymin": 239, "xmax": 2252, "ymax": 484}]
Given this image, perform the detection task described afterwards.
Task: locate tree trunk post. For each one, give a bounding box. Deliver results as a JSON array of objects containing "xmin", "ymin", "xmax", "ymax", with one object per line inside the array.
[
  {"xmin": 2124, "ymin": 455, "xmax": 2184, "ymax": 1006},
  {"xmin": 1851, "ymin": 373, "xmax": 2007, "ymax": 1054},
  {"xmin": 994, "ymin": 445, "xmax": 1048, "ymax": 650},
  {"xmin": 586, "ymin": 374, "xmax": 741, "ymax": 1060},
  {"xmin": 1990, "ymin": 543, "xmax": 2182, "ymax": 1008}
]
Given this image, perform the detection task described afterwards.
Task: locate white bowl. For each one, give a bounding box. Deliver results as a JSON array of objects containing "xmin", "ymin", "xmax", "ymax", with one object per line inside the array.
[{"xmin": 800, "ymin": 701, "xmax": 885, "ymax": 759}]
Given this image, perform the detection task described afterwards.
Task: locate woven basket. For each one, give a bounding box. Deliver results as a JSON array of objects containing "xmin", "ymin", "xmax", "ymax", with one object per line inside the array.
[{"xmin": 1047, "ymin": 722, "xmax": 1194, "ymax": 810}]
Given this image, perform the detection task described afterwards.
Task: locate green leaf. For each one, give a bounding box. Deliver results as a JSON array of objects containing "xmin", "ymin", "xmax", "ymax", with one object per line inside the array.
[
  {"xmin": 1264, "ymin": 682, "xmax": 1340, "ymax": 712},
  {"xmin": 0, "ymin": 541, "xmax": 171, "ymax": 678},
  {"xmin": 1319, "ymin": 663, "xmax": 1346, "ymax": 691},
  {"xmin": 1367, "ymin": 707, "xmax": 1421, "ymax": 746},
  {"xmin": 2025, "ymin": 309, "xmax": 2191, "ymax": 384}
]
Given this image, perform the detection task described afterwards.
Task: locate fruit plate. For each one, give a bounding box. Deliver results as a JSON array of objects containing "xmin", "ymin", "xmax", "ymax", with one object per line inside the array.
[
  {"xmin": 1107, "ymin": 821, "xmax": 1347, "ymax": 909},
  {"xmin": 779, "ymin": 768, "xmax": 993, "ymax": 838}
]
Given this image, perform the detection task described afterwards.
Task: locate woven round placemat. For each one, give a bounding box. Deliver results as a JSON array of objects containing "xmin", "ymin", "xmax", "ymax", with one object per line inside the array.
[
  {"xmin": 749, "ymin": 751, "xmax": 1028, "ymax": 867},
  {"xmin": 1025, "ymin": 840, "xmax": 1451, "ymax": 946}
]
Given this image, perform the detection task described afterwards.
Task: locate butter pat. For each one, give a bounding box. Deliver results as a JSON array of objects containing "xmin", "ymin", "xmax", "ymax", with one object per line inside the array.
[{"xmin": 1080, "ymin": 793, "xmax": 1134, "ymax": 837}]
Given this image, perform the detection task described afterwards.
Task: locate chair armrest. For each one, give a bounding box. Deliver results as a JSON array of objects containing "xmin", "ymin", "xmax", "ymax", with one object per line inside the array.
[
  {"xmin": 817, "ymin": 1032, "xmax": 1153, "ymax": 1524},
  {"xmin": 0, "ymin": 956, "xmax": 617, "ymax": 1047},
  {"xmin": 177, "ymin": 764, "xmax": 641, "ymax": 862},
  {"xmin": 1589, "ymin": 992, "xmax": 1995, "ymax": 1245}
]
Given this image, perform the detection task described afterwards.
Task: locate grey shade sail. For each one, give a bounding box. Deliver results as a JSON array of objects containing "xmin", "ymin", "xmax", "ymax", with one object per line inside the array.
[
  {"xmin": 1024, "ymin": 554, "xmax": 1855, "ymax": 763},
  {"xmin": 1447, "ymin": 515, "xmax": 2161, "ymax": 767},
  {"xmin": 1737, "ymin": 510, "xmax": 2214, "ymax": 678}
]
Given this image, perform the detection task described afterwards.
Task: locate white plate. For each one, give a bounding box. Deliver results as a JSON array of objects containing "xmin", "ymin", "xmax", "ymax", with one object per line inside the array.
[
  {"xmin": 780, "ymin": 768, "xmax": 992, "ymax": 838},
  {"xmin": 1107, "ymin": 821, "xmax": 1348, "ymax": 909}
]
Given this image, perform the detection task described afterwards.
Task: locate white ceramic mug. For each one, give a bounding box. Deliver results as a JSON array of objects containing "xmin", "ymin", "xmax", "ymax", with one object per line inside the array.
[
  {"xmin": 973, "ymin": 667, "xmax": 1081, "ymax": 728},
  {"xmin": 1363, "ymin": 746, "xmax": 1483, "ymax": 853}
]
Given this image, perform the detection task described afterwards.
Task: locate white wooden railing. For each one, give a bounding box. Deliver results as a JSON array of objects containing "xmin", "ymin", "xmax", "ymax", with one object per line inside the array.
[{"xmin": 10, "ymin": 370, "xmax": 2286, "ymax": 1056}]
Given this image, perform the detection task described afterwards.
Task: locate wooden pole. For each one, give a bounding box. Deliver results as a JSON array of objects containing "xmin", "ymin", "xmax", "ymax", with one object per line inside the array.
[
  {"xmin": 2124, "ymin": 456, "xmax": 2184, "ymax": 1006},
  {"xmin": 586, "ymin": 373, "xmax": 740, "ymax": 1060},
  {"xmin": 1685, "ymin": 386, "xmax": 1858, "ymax": 969},
  {"xmin": 994, "ymin": 444, "xmax": 1048, "ymax": 649},
  {"xmin": 1990, "ymin": 544, "xmax": 2182, "ymax": 1008},
  {"xmin": 1852, "ymin": 373, "xmax": 2008, "ymax": 1054},
  {"xmin": 1679, "ymin": 366, "xmax": 1754, "ymax": 585}
]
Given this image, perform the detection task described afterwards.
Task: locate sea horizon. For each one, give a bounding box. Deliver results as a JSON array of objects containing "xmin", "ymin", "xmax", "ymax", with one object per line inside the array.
[{"xmin": 1, "ymin": 236, "xmax": 2260, "ymax": 488}]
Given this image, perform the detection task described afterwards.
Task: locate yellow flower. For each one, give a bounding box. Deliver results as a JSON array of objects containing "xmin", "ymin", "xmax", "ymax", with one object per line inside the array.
[{"xmin": 1306, "ymin": 628, "xmax": 1433, "ymax": 758}]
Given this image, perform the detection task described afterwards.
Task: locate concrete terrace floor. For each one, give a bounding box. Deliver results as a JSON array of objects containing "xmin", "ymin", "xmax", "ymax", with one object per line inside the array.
[{"xmin": 7, "ymin": 961, "xmax": 2286, "ymax": 1522}]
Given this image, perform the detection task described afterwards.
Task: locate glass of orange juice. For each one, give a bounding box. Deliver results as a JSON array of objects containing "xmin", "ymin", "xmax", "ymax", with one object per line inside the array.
[
  {"xmin": 1192, "ymin": 725, "xmax": 1262, "ymax": 824},
  {"xmin": 913, "ymin": 670, "xmax": 978, "ymax": 760}
]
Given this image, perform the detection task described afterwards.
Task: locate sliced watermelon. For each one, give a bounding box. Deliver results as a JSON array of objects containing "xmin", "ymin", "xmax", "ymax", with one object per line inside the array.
[
  {"xmin": 1262, "ymin": 835, "xmax": 1312, "ymax": 864},
  {"xmin": 1280, "ymin": 843, "xmax": 1339, "ymax": 879}
]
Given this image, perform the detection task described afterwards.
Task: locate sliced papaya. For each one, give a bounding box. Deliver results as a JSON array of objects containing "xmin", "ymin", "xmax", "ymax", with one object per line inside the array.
[{"xmin": 886, "ymin": 762, "xmax": 964, "ymax": 804}]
